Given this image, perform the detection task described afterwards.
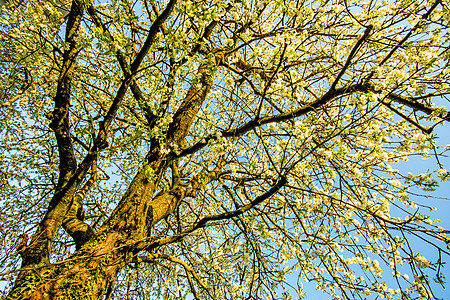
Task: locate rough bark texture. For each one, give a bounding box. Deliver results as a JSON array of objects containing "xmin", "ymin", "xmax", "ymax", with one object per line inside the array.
[
  {"xmin": 5, "ymin": 1, "xmax": 448, "ymax": 299},
  {"xmin": 8, "ymin": 36, "xmax": 223, "ymax": 300},
  {"xmin": 18, "ymin": 0, "xmax": 84, "ymax": 269}
]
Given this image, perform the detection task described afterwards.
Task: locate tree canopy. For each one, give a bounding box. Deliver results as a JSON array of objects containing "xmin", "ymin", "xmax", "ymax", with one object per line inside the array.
[{"xmin": 1, "ymin": 0, "xmax": 450, "ymax": 299}]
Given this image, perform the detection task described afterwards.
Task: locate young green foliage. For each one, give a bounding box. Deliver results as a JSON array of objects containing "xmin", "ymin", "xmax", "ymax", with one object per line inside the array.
[{"xmin": 1, "ymin": 0, "xmax": 450, "ymax": 299}]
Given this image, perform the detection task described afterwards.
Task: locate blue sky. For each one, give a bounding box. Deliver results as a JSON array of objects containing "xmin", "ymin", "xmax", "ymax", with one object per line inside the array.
[{"xmin": 295, "ymin": 122, "xmax": 450, "ymax": 299}]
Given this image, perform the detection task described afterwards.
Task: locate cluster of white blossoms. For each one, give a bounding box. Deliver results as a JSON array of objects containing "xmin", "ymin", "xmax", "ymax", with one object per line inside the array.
[{"xmin": 1, "ymin": 0, "xmax": 449, "ymax": 299}]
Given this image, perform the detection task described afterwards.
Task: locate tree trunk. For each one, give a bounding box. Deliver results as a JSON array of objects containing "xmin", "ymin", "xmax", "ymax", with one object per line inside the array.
[
  {"xmin": 8, "ymin": 49, "xmax": 223, "ymax": 300},
  {"xmin": 9, "ymin": 155, "xmax": 165, "ymax": 299}
]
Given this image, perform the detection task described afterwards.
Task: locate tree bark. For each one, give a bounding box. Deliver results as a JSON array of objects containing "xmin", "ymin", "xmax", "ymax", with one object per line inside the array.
[{"xmin": 8, "ymin": 46, "xmax": 224, "ymax": 300}]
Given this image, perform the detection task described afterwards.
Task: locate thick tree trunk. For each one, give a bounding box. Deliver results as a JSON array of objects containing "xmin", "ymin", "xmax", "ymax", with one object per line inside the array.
[
  {"xmin": 9, "ymin": 156, "xmax": 165, "ymax": 299},
  {"xmin": 8, "ymin": 48, "xmax": 224, "ymax": 299},
  {"xmin": 9, "ymin": 240, "xmax": 124, "ymax": 300}
]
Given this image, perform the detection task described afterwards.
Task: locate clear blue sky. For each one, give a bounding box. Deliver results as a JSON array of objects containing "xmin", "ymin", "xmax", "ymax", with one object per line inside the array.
[{"xmin": 296, "ymin": 123, "xmax": 450, "ymax": 299}]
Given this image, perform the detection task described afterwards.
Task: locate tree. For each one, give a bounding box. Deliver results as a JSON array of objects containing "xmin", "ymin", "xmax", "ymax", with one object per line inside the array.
[{"xmin": 1, "ymin": 0, "xmax": 450, "ymax": 298}]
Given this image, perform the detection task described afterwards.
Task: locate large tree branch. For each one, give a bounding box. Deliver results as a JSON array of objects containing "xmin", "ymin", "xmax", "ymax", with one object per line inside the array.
[
  {"xmin": 88, "ymin": 0, "xmax": 223, "ymax": 133},
  {"xmin": 146, "ymin": 159, "xmax": 224, "ymax": 229},
  {"xmin": 19, "ymin": 0, "xmax": 85, "ymax": 267},
  {"xmin": 88, "ymin": 1, "xmax": 234, "ymax": 141},
  {"xmin": 48, "ymin": 0, "xmax": 83, "ymax": 188},
  {"xmin": 179, "ymin": 79, "xmax": 450, "ymax": 159},
  {"xmin": 178, "ymin": 82, "xmax": 367, "ymax": 157},
  {"xmin": 364, "ymin": 84, "xmax": 450, "ymax": 123},
  {"xmin": 86, "ymin": 5, "xmax": 155, "ymax": 125},
  {"xmin": 176, "ymin": 27, "xmax": 373, "ymax": 157},
  {"xmin": 104, "ymin": 49, "xmax": 226, "ymax": 244},
  {"xmin": 130, "ymin": 0, "xmax": 177, "ymax": 73},
  {"xmin": 76, "ymin": 0, "xmax": 178, "ymax": 182},
  {"xmin": 62, "ymin": 161, "xmax": 98, "ymax": 250},
  {"xmin": 166, "ymin": 49, "xmax": 229, "ymax": 146},
  {"xmin": 95, "ymin": 50, "xmax": 223, "ymax": 243},
  {"xmin": 379, "ymin": 100, "xmax": 433, "ymax": 134},
  {"xmin": 133, "ymin": 175, "xmax": 286, "ymax": 252}
]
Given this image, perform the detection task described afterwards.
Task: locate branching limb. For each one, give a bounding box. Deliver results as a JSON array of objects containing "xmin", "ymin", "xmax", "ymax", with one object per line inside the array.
[
  {"xmin": 147, "ymin": 158, "xmax": 225, "ymax": 228},
  {"xmin": 48, "ymin": 0, "xmax": 83, "ymax": 188},
  {"xmin": 19, "ymin": 0, "xmax": 85, "ymax": 267},
  {"xmin": 380, "ymin": 100, "xmax": 433, "ymax": 134},
  {"xmin": 134, "ymin": 175, "xmax": 286, "ymax": 252},
  {"xmin": 86, "ymin": 5, "xmax": 155, "ymax": 125},
  {"xmin": 363, "ymin": 84, "xmax": 450, "ymax": 123},
  {"xmin": 130, "ymin": 0, "xmax": 177, "ymax": 72},
  {"xmin": 178, "ymin": 82, "xmax": 368, "ymax": 157},
  {"xmin": 165, "ymin": 48, "xmax": 230, "ymax": 146},
  {"xmin": 75, "ymin": 0, "xmax": 178, "ymax": 189},
  {"xmin": 179, "ymin": 77, "xmax": 449, "ymax": 159},
  {"xmin": 62, "ymin": 161, "xmax": 98, "ymax": 250}
]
